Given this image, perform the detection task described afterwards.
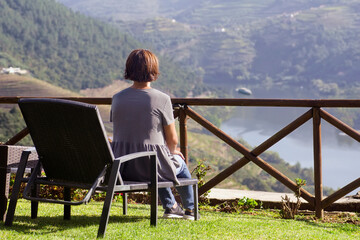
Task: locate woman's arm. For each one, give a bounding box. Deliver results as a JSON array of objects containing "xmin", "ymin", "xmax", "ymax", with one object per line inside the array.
[
  {"xmin": 164, "ymin": 122, "xmax": 178, "ymax": 153},
  {"xmin": 164, "ymin": 122, "xmax": 184, "ymax": 158}
]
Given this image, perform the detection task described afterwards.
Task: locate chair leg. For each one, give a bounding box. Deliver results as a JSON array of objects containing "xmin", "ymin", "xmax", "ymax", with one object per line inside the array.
[
  {"xmin": 150, "ymin": 155, "xmax": 158, "ymax": 226},
  {"xmin": 98, "ymin": 160, "xmax": 121, "ymax": 238},
  {"xmin": 64, "ymin": 187, "xmax": 71, "ymax": 220},
  {"xmin": 0, "ymin": 145, "xmax": 8, "ymax": 222},
  {"xmin": 30, "ymin": 168, "xmax": 39, "ymax": 219},
  {"xmin": 193, "ymin": 184, "xmax": 199, "ymax": 221},
  {"xmin": 5, "ymin": 151, "xmax": 31, "ymax": 226},
  {"xmin": 122, "ymin": 193, "xmax": 127, "ymax": 215},
  {"xmin": 30, "ymin": 186, "xmax": 39, "ymax": 219},
  {"xmin": 150, "ymin": 188, "xmax": 158, "ymax": 226},
  {"xmin": 4, "ymin": 178, "xmax": 22, "ymax": 226},
  {"xmin": 0, "ymin": 168, "xmax": 9, "ymax": 222}
]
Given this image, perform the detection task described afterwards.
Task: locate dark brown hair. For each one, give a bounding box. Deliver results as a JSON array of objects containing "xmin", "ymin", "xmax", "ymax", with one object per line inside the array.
[{"xmin": 124, "ymin": 49, "xmax": 160, "ymax": 82}]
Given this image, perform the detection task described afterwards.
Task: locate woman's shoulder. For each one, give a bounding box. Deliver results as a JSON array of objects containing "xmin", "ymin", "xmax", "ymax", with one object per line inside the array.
[
  {"xmin": 149, "ymin": 88, "xmax": 171, "ymax": 98},
  {"xmin": 148, "ymin": 89, "xmax": 172, "ymax": 105},
  {"xmin": 112, "ymin": 87, "xmax": 133, "ymax": 98}
]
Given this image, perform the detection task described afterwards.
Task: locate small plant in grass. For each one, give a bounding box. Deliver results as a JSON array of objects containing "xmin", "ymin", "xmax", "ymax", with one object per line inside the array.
[
  {"xmin": 217, "ymin": 197, "xmax": 260, "ymax": 213},
  {"xmin": 234, "ymin": 197, "xmax": 259, "ymax": 211},
  {"xmin": 280, "ymin": 178, "xmax": 307, "ymax": 219},
  {"xmin": 191, "ymin": 159, "xmax": 211, "ymax": 205}
]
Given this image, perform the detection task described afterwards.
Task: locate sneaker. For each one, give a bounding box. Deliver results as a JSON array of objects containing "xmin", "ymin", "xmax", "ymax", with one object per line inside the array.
[
  {"xmin": 183, "ymin": 209, "xmax": 198, "ymax": 220},
  {"xmin": 163, "ymin": 204, "xmax": 184, "ymax": 219}
]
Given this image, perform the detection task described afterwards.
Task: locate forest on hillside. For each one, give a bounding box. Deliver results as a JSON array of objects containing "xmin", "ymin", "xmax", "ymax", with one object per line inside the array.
[{"xmin": 0, "ymin": 0, "xmax": 206, "ymax": 97}]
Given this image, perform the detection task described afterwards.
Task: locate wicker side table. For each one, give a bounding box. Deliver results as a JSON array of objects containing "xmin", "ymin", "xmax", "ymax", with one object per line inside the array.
[{"xmin": 0, "ymin": 145, "xmax": 38, "ymax": 221}]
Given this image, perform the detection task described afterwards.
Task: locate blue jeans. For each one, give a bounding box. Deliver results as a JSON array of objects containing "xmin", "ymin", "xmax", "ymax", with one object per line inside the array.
[{"xmin": 158, "ymin": 155, "xmax": 194, "ymax": 210}]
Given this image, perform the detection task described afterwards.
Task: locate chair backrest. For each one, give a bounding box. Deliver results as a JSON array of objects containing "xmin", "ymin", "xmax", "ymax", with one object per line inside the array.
[{"xmin": 18, "ymin": 98, "xmax": 114, "ymax": 185}]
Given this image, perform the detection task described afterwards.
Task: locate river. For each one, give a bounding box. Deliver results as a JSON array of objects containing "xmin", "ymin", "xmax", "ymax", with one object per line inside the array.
[{"xmin": 220, "ymin": 106, "xmax": 360, "ymax": 194}]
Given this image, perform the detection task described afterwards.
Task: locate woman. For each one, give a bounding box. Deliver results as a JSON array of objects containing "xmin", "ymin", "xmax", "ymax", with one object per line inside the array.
[{"xmin": 111, "ymin": 49, "xmax": 195, "ymax": 220}]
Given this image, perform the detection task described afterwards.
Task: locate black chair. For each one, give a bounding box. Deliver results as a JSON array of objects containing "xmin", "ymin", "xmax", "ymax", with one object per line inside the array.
[{"xmin": 4, "ymin": 98, "xmax": 198, "ymax": 238}]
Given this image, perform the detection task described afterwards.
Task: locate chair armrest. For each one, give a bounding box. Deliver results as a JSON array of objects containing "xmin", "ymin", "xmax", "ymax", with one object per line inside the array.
[
  {"xmin": 115, "ymin": 151, "xmax": 157, "ymax": 163},
  {"xmin": 115, "ymin": 151, "xmax": 158, "ymax": 188}
]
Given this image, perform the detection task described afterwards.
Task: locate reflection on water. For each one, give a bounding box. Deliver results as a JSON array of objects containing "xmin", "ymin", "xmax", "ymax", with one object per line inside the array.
[{"xmin": 221, "ymin": 107, "xmax": 360, "ymax": 194}]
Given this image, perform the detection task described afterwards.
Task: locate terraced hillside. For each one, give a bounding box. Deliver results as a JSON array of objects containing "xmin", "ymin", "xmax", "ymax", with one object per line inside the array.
[
  {"xmin": 58, "ymin": 0, "xmax": 360, "ymax": 102},
  {"xmin": 0, "ymin": 75, "xmax": 77, "ymax": 98},
  {"xmin": 57, "ymin": 0, "xmax": 329, "ymax": 25},
  {"xmin": 0, "ymin": 75, "xmax": 113, "ymax": 144}
]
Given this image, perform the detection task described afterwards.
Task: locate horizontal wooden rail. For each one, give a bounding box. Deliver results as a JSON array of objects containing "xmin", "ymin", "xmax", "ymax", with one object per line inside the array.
[
  {"xmin": 172, "ymin": 98, "xmax": 360, "ymax": 107},
  {"xmin": 0, "ymin": 97, "xmax": 112, "ymax": 105},
  {"xmin": 2, "ymin": 97, "xmax": 360, "ymax": 107}
]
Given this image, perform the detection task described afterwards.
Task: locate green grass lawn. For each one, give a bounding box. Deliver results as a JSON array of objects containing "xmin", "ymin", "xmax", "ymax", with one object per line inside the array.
[{"xmin": 1, "ymin": 199, "xmax": 359, "ymax": 239}]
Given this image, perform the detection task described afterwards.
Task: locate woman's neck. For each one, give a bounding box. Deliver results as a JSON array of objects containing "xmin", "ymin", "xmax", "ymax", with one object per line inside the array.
[{"xmin": 131, "ymin": 81, "xmax": 152, "ymax": 89}]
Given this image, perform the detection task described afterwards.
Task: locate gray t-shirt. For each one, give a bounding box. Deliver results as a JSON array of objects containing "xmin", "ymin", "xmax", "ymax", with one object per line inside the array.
[{"xmin": 111, "ymin": 87, "xmax": 180, "ymax": 184}]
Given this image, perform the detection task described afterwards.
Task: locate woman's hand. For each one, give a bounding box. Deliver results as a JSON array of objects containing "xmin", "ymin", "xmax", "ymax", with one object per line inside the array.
[{"xmin": 172, "ymin": 149, "xmax": 185, "ymax": 159}]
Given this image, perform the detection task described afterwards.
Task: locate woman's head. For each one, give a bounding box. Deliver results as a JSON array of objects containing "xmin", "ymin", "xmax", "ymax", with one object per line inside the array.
[{"xmin": 124, "ymin": 49, "xmax": 160, "ymax": 82}]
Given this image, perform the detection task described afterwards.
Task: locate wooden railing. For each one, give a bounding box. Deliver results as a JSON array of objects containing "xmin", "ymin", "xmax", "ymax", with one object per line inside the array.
[{"xmin": 1, "ymin": 97, "xmax": 360, "ymax": 218}]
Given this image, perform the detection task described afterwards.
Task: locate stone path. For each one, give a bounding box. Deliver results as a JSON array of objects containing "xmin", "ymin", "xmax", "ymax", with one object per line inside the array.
[{"xmin": 207, "ymin": 188, "xmax": 360, "ymax": 212}]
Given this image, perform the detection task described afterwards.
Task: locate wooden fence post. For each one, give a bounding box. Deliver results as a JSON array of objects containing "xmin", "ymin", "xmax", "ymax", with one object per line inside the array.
[
  {"xmin": 313, "ymin": 107, "xmax": 324, "ymax": 218},
  {"xmin": 179, "ymin": 106, "xmax": 188, "ymax": 164}
]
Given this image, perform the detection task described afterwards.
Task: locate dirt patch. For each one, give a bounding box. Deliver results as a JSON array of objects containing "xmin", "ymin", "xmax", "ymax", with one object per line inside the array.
[{"xmin": 80, "ymin": 80, "xmax": 131, "ymax": 97}]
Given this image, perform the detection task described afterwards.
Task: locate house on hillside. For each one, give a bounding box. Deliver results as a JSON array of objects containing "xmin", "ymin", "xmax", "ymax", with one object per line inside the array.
[
  {"xmin": 1, "ymin": 67, "xmax": 28, "ymax": 75},
  {"xmin": 214, "ymin": 27, "xmax": 226, "ymax": 33}
]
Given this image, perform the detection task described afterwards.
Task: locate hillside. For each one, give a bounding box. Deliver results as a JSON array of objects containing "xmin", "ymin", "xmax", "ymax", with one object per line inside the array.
[
  {"xmin": 0, "ymin": 75, "xmax": 112, "ymax": 144},
  {"xmin": 0, "ymin": 74, "xmax": 78, "ymax": 145},
  {"xmin": 79, "ymin": 80, "xmax": 131, "ymax": 97},
  {"xmin": 120, "ymin": 1, "xmax": 360, "ymax": 97},
  {"xmin": 57, "ymin": 0, "xmax": 202, "ymax": 22},
  {"xmin": 58, "ymin": 0, "xmax": 360, "ymax": 99},
  {"xmin": 0, "ymin": 0, "xmax": 204, "ymax": 97},
  {"xmin": 56, "ymin": 0, "xmax": 329, "ymax": 24},
  {"xmin": 0, "ymin": 0, "xmax": 137, "ymax": 91},
  {"xmin": 0, "ymin": 74, "xmax": 78, "ymax": 98},
  {"xmin": 248, "ymin": 3, "xmax": 360, "ymax": 97}
]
